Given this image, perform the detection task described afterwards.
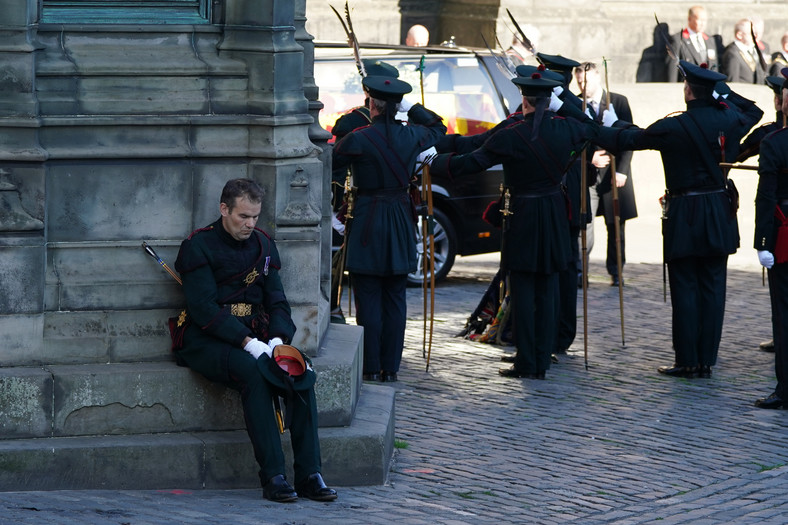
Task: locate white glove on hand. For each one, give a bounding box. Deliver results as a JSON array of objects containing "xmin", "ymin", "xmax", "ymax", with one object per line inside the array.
[
  {"xmin": 552, "ymin": 85, "xmax": 564, "ymax": 97},
  {"xmin": 758, "ymin": 250, "xmax": 775, "ymax": 269},
  {"xmin": 331, "ymin": 213, "xmax": 345, "ymax": 235},
  {"xmin": 398, "ymin": 98, "xmax": 415, "ymax": 113},
  {"xmin": 602, "ymin": 106, "xmax": 618, "ymax": 127},
  {"xmin": 549, "ymin": 91, "xmax": 564, "ymax": 112},
  {"xmin": 244, "ymin": 338, "xmax": 272, "ymax": 359},
  {"xmin": 417, "ymin": 146, "xmax": 437, "ymax": 166},
  {"xmin": 267, "ymin": 337, "xmax": 283, "ymax": 349}
]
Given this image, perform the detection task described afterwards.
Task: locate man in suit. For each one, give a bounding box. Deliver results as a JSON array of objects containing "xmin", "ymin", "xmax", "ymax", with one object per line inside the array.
[
  {"xmin": 722, "ymin": 19, "xmax": 766, "ymax": 84},
  {"xmin": 769, "ymin": 32, "xmax": 788, "ymax": 77},
  {"xmin": 597, "ymin": 60, "xmax": 762, "ymax": 379},
  {"xmin": 574, "ymin": 62, "xmax": 637, "ymax": 286},
  {"xmin": 668, "ymin": 5, "xmax": 724, "ymax": 81}
]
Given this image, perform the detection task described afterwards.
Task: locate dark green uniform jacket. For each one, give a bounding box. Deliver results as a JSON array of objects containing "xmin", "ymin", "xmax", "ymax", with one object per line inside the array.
[
  {"xmin": 755, "ymin": 127, "xmax": 788, "ymax": 251},
  {"xmin": 332, "ymin": 103, "xmax": 446, "ymax": 276},
  {"xmin": 737, "ymin": 111, "xmax": 782, "ymax": 163},
  {"xmin": 174, "ymin": 220, "xmax": 296, "ymax": 381},
  {"xmin": 431, "ymin": 109, "xmax": 599, "ymax": 273},
  {"xmin": 598, "ymin": 93, "xmax": 762, "ymax": 261}
]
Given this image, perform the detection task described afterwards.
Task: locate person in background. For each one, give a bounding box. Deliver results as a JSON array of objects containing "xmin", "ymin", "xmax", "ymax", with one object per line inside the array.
[
  {"xmin": 574, "ymin": 62, "xmax": 637, "ymax": 287},
  {"xmin": 722, "ymin": 19, "xmax": 766, "ymax": 84},
  {"xmin": 405, "ymin": 24, "xmax": 429, "ymax": 47},
  {"xmin": 668, "ymin": 5, "xmax": 724, "ymax": 81},
  {"xmin": 769, "ymin": 32, "xmax": 788, "ymax": 77}
]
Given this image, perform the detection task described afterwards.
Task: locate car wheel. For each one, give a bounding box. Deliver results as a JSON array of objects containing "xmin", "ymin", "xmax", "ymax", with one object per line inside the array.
[{"xmin": 409, "ymin": 207, "xmax": 456, "ymax": 286}]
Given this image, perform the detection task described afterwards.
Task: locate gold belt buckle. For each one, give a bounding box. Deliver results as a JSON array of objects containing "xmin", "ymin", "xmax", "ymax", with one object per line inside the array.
[{"xmin": 229, "ymin": 303, "xmax": 252, "ymax": 316}]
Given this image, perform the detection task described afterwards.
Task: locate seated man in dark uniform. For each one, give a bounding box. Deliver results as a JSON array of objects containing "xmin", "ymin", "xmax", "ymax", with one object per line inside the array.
[{"xmin": 173, "ymin": 178, "xmax": 337, "ymax": 503}]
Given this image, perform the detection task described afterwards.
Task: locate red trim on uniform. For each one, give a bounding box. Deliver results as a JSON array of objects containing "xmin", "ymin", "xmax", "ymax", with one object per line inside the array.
[{"xmin": 186, "ymin": 225, "xmax": 213, "ymax": 240}]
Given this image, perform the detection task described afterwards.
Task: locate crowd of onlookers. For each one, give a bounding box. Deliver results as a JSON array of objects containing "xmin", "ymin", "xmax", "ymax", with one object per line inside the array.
[{"xmin": 637, "ymin": 5, "xmax": 788, "ymax": 83}]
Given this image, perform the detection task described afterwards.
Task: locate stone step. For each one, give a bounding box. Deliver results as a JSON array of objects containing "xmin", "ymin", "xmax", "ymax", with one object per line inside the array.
[
  {"xmin": 0, "ymin": 383, "xmax": 395, "ymax": 491},
  {"xmin": 0, "ymin": 323, "xmax": 364, "ymax": 439}
]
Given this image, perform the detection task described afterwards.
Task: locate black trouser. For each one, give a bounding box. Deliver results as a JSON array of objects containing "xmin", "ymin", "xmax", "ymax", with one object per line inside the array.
[
  {"xmin": 557, "ymin": 226, "xmax": 579, "ymax": 352},
  {"xmin": 511, "ymin": 269, "xmax": 559, "ymax": 375},
  {"xmin": 767, "ymin": 264, "xmax": 788, "ymax": 398},
  {"xmin": 604, "ymin": 219, "xmax": 626, "ymax": 278},
  {"xmin": 351, "ymin": 273, "xmax": 407, "ymax": 374},
  {"xmin": 667, "ymin": 255, "xmax": 728, "ymax": 367},
  {"xmin": 225, "ymin": 349, "xmax": 321, "ymax": 486}
]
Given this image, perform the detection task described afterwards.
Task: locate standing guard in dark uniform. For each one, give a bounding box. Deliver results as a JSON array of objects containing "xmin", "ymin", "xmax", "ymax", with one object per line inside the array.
[
  {"xmin": 753, "ymin": 72, "xmax": 788, "ymax": 409},
  {"xmin": 536, "ymin": 52, "xmax": 590, "ymax": 357},
  {"xmin": 598, "ymin": 61, "xmax": 762, "ymax": 378},
  {"xmin": 430, "ymin": 72, "xmax": 599, "ymax": 379},
  {"xmin": 332, "ymin": 76, "xmax": 446, "ymax": 382},
  {"xmin": 737, "ymin": 74, "xmax": 786, "ymax": 353},
  {"xmin": 329, "ymin": 60, "xmax": 401, "ymax": 323},
  {"xmin": 173, "ymin": 179, "xmax": 337, "ymax": 503}
]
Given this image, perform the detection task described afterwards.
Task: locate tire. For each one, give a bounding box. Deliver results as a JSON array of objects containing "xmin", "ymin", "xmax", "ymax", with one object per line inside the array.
[{"xmin": 408, "ymin": 207, "xmax": 457, "ymax": 286}]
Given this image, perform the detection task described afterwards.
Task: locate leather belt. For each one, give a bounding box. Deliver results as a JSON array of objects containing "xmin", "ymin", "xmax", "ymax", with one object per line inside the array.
[
  {"xmin": 513, "ymin": 188, "xmax": 562, "ymax": 198},
  {"xmin": 229, "ymin": 303, "xmax": 253, "ymax": 316},
  {"xmin": 668, "ymin": 187, "xmax": 725, "ymax": 197}
]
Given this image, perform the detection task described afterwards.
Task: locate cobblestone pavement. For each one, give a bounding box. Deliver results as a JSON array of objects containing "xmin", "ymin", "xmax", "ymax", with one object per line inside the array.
[{"xmin": 2, "ymin": 256, "xmax": 787, "ymax": 524}]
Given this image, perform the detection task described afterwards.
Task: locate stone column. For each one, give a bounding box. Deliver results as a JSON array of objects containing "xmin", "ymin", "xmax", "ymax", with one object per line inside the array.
[
  {"xmin": 218, "ymin": 0, "xmax": 328, "ymax": 352},
  {"xmin": 0, "ymin": 0, "xmax": 47, "ymax": 363}
]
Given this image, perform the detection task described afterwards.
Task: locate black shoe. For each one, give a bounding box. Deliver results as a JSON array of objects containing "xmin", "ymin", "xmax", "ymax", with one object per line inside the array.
[
  {"xmin": 657, "ymin": 364, "xmax": 697, "ymax": 378},
  {"xmin": 755, "ymin": 392, "xmax": 785, "ymax": 409},
  {"xmin": 296, "ymin": 473, "xmax": 337, "ymax": 502},
  {"xmin": 381, "ymin": 371, "xmax": 398, "ymax": 382},
  {"xmin": 263, "ymin": 474, "xmax": 298, "ymax": 503},
  {"xmin": 500, "ymin": 354, "xmax": 516, "ymax": 363},
  {"xmin": 611, "ymin": 275, "xmax": 623, "ymax": 286},
  {"xmin": 759, "ymin": 339, "xmax": 775, "ymax": 352},
  {"xmin": 697, "ymin": 365, "xmax": 712, "ymax": 378},
  {"xmin": 551, "ymin": 353, "xmax": 559, "ymax": 364},
  {"xmin": 362, "ymin": 373, "xmax": 380, "ymax": 382},
  {"xmin": 498, "ymin": 366, "xmax": 545, "ymax": 379}
]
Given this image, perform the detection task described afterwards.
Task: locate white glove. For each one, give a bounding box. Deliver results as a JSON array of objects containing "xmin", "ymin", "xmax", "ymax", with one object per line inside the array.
[
  {"xmin": 602, "ymin": 106, "xmax": 618, "ymax": 127},
  {"xmin": 758, "ymin": 250, "xmax": 775, "ymax": 269},
  {"xmin": 552, "ymin": 85, "xmax": 564, "ymax": 97},
  {"xmin": 244, "ymin": 338, "xmax": 272, "ymax": 359},
  {"xmin": 549, "ymin": 91, "xmax": 563, "ymax": 112},
  {"xmin": 331, "ymin": 213, "xmax": 345, "ymax": 235},
  {"xmin": 584, "ymin": 107, "xmax": 593, "ymax": 119},
  {"xmin": 398, "ymin": 98, "xmax": 415, "ymax": 112},
  {"xmin": 417, "ymin": 146, "xmax": 437, "ymax": 164},
  {"xmin": 267, "ymin": 337, "xmax": 284, "ymax": 349},
  {"xmin": 712, "ymin": 90, "xmax": 729, "ymax": 100}
]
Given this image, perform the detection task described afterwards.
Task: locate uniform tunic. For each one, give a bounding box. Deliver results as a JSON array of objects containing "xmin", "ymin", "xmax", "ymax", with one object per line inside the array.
[
  {"xmin": 431, "ymin": 109, "xmax": 598, "ymax": 375},
  {"xmin": 174, "ymin": 220, "xmax": 319, "ymax": 485},
  {"xmin": 332, "ymin": 103, "xmax": 446, "ymax": 374},
  {"xmin": 599, "ymin": 92, "xmax": 762, "ymax": 368},
  {"xmin": 754, "ymin": 126, "xmax": 788, "ymax": 399}
]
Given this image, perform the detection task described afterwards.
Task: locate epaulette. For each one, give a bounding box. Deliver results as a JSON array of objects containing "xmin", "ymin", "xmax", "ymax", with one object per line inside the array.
[
  {"xmin": 186, "ymin": 225, "xmax": 213, "ymax": 240},
  {"xmin": 552, "ymin": 115, "xmax": 567, "ymax": 120}
]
